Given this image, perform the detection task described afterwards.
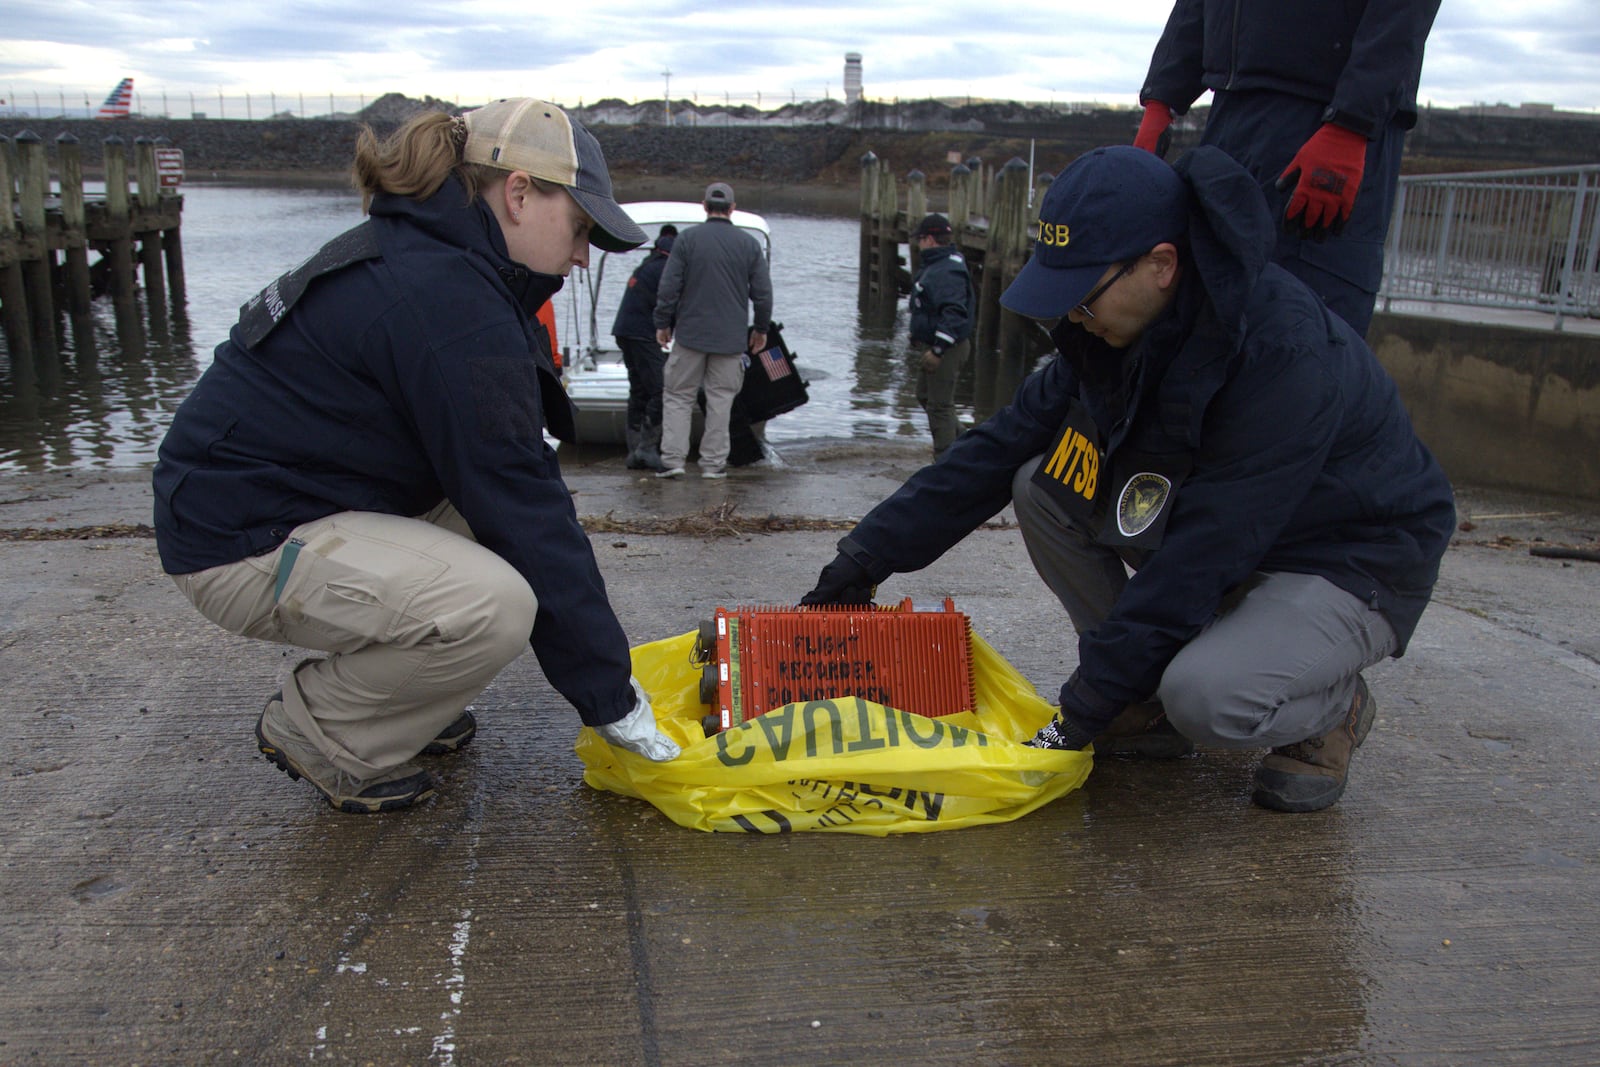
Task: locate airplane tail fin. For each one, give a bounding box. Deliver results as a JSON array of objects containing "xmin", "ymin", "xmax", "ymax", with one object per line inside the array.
[{"xmin": 95, "ymin": 78, "xmax": 134, "ymax": 119}]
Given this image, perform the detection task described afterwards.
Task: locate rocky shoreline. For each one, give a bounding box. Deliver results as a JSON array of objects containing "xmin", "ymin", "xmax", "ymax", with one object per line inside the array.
[{"xmin": 10, "ymin": 93, "xmax": 1599, "ymax": 212}]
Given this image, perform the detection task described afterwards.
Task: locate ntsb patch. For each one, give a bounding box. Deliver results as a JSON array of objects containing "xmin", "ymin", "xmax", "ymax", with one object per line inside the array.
[
  {"xmin": 236, "ymin": 221, "xmax": 379, "ymax": 349},
  {"xmin": 1097, "ymin": 451, "xmax": 1190, "ymax": 549},
  {"xmin": 1116, "ymin": 472, "xmax": 1171, "ymax": 538},
  {"xmin": 1030, "ymin": 401, "xmax": 1102, "ymax": 524}
]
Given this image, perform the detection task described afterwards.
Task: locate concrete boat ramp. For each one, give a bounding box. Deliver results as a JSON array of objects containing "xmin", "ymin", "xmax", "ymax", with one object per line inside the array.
[{"xmin": 1, "ymin": 440, "xmax": 1596, "ymax": 1065}]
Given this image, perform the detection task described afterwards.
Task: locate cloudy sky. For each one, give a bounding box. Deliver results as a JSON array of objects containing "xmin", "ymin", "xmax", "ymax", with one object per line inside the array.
[{"xmin": 2, "ymin": 0, "xmax": 1598, "ymax": 115}]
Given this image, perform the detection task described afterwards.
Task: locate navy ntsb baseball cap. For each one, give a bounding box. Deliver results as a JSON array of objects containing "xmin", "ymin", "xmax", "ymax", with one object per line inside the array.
[{"xmin": 1001, "ymin": 145, "xmax": 1189, "ymax": 319}]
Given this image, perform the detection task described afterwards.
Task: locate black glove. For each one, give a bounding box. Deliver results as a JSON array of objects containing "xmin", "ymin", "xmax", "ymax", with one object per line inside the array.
[
  {"xmin": 800, "ymin": 552, "xmax": 877, "ymax": 606},
  {"xmin": 1024, "ymin": 710, "xmax": 1095, "ymax": 751}
]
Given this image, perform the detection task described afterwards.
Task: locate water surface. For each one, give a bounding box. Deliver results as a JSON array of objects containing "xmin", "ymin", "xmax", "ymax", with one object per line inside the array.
[{"xmin": 0, "ymin": 184, "xmax": 965, "ymax": 472}]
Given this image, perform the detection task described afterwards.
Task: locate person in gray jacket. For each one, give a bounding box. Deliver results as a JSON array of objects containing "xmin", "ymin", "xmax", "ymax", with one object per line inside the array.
[{"xmin": 652, "ymin": 182, "xmax": 774, "ymax": 479}]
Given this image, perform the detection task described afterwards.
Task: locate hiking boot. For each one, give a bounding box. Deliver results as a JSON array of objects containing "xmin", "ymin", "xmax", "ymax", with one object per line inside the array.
[
  {"xmin": 1093, "ymin": 701, "xmax": 1194, "ymax": 759},
  {"xmin": 1252, "ymin": 675, "xmax": 1376, "ymax": 813},
  {"xmin": 626, "ymin": 447, "xmax": 664, "ymax": 471},
  {"xmin": 255, "ymin": 695, "xmax": 436, "ymax": 814},
  {"xmin": 421, "ymin": 710, "xmax": 477, "ymax": 756}
]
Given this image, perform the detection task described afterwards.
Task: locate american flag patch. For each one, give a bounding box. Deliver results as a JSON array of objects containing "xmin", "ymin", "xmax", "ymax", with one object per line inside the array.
[{"xmin": 757, "ymin": 346, "xmax": 791, "ymax": 380}]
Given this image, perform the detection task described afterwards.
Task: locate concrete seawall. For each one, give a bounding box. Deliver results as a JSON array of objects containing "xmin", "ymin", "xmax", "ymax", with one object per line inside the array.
[{"xmin": 1371, "ymin": 311, "xmax": 1600, "ymax": 501}]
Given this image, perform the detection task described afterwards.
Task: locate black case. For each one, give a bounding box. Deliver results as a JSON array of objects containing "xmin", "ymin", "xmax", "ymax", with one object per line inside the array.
[{"xmin": 738, "ymin": 321, "xmax": 809, "ymax": 422}]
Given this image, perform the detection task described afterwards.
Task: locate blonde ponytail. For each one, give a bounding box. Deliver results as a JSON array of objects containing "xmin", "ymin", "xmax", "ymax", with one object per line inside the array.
[{"xmin": 351, "ymin": 110, "xmax": 503, "ymax": 212}]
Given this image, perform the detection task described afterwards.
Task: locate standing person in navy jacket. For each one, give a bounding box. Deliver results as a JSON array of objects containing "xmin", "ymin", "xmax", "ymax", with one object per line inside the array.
[
  {"xmin": 907, "ymin": 213, "xmax": 976, "ymax": 456},
  {"xmin": 803, "ymin": 146, "xmax": 1455, "ymax": 813},
  {"xmin": 612, "ymin": 225, "xmax": 677, "ymax": 470},
  {"xmin": 1133, "ymin": 0, "xmax": 1441, "ymax": 337},
  {"xmin": 153, "ymin": 99, "xmax": 682, "ymax": 815}
]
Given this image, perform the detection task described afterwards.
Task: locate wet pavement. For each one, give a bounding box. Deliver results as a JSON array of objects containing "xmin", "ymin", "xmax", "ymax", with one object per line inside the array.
[{"xmin": 2, "ymin": 440, "xmax": 1598, "ymax": 1065}]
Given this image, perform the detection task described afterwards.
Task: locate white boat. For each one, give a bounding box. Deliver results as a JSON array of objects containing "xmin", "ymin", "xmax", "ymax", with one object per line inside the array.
[{"xmin": 555, "ymin": 201, "xmax": 788, "ymax": 448}]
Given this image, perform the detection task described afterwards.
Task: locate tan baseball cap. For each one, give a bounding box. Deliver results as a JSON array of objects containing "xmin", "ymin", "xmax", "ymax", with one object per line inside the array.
[{"xmin": 462, "ymin": 98, "xmax": 646, "ymax": 252}]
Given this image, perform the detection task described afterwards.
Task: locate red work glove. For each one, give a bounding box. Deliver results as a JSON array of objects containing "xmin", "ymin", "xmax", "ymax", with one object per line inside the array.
[
  {"xmin": 1133, "ymin": 100, "xmax": 1173, "ymax": 155},
  {"xmin": 1276, "ymin": 123, "xmax": 1367, "ymax": 239}
]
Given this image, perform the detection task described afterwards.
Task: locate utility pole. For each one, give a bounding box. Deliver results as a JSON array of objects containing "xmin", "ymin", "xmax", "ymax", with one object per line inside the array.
[{"xmin": 661, "ymin": 68, "xmax": 672, "ymax": 126}]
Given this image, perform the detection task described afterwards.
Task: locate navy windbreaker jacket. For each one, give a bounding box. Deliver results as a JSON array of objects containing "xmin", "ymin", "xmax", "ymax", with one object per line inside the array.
[
  {"xmin": 612, "ymin": 248, "xmax": 670, "ymax": 340},
  {"xmin": 152, "ymin": 175, "xmax": 636, "ymax": 726},
  {"xmin": 1141, "ymin": 0, "xmax": 1441, "ymax": 137},
  {"xmin": 838, "ymin": 147, "xmax": 1456, "ymax": 733},
  {"xmin": 909, "ymin": 244, "xmax": 975, "ymax": 351}
]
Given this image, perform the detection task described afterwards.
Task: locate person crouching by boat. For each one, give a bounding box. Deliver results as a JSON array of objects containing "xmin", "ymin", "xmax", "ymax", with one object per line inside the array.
[
  {"xmin": 612, "ymin": 226, "xmax": 678, "ymax": 469},
  {"xmin": 152, "ymin": 99, "xmax": 683, "ymax": 815}
]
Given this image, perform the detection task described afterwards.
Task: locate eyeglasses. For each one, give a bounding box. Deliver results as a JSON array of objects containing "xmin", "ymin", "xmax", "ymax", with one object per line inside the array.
[{"xmin": 1073, "ymin": 259, "xmax": 1140, "ymax": 320}]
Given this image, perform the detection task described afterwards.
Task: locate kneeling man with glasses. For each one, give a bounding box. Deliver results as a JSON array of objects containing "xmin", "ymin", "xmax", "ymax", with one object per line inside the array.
[{"xmin": 800, "ymin": 145, "xmax": 1455, "ymax": 813}]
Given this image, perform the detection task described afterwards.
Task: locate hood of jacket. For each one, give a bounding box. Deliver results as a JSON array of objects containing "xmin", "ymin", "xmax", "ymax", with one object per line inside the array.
[{"xmin": 1173, "ymin": 145, "xmax": 1275, "ymax": 345}]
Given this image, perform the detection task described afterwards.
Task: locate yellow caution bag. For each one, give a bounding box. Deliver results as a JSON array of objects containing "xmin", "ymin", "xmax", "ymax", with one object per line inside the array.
[{"xmin": 576, "ymin": 630, "xmax": 1092, "ymax": 834}]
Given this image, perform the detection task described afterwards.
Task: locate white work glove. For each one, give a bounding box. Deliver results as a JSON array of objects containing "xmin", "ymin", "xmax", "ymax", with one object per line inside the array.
[{"xmin": 596, "ymin": 677, "xmax": 681, "ymax": 762}]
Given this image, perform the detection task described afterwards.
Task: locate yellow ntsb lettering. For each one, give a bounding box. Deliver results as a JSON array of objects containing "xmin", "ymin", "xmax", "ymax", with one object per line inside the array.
[
  {"xmin": 1043, "ymin": 428, "xmax": 1099, "ymax": 503},
  {"xmin": 1038, "ymin": 222, "xmax": 1071, "ymax": 248}
]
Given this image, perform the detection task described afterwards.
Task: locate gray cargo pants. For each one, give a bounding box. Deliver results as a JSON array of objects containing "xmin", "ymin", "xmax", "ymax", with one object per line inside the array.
[
  {"xmin": 172, "ymin": 500, "xmax": 537, "ymax": 777},
  {"xmin": 1010, "ymin": 456, "xmax": 1396, "ymax": 747},
  {"xmin": 914, "ymin": 338, "xmax": 970, "ymax": 456}
]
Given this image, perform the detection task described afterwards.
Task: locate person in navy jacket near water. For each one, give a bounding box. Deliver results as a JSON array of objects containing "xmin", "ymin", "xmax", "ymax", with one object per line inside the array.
[
  {"xmin": 612, "ymin": 225, "xmax": 677, "ymax": 470},
  {"xmin": 803, "ymin": 146, "xmax": 1455, "ymax": 813},
  {"xmin": 1133, "ymin": 0, "xmax": 1441, "ymax": 337},
  {"xmin": 153, "ymin": 99, "xmax": 682, "ymax": 815},
  {"xmin": 907, "ymin": 213, "xmax": 976, "ymax": 456}
]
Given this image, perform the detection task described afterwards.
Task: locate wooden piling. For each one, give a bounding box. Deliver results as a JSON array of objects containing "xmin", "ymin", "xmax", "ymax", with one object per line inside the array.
[
  {"xmin": 966, "ymin": 158, "xmax": 989, "ymax": 206},
  {"xmin": 0, "ymin": 135, "xmax": 34, "ymax": 366},
  {"xmin": 134, "ymin": 138, "xmax": 168, "ymax": 316},
  {"xmin": 987, "ymin": 157, "xmax": 1033, "ymax": 416},
  {"xmin": 1032, "ymin": 170, "xmax": 1054, "ymax": 221},
  {"xmin": 56, "ymin": 133, "xmax": 93, "ymax": 319},
  {"xmin": 856, "ymin": 152, "xmax": 902, "ymax": 318},
  {"xmin": 100, "ymin": 135, "xmax": 139, "ymax": 321},
  {"xmin": 857, "ymin": 151, "xmax": 878, "ymax": 310},
  {"xmin": 971, "ymin": 162, "xmax": 1004, "ymax": 412},
  {"xmin": 854, "ymin": 149, "xmax": 1044, "ymax": 419},
  {"xmin": 905, "ymin": 170, "xmax": 927, "ymax": 273},
  {"xmin": 871, "ymin": 156, "xmax": 899, "ymax": 315},
  {"xmin": 0, "ymin": 129, "xmax": 184, "ymax": 366},
  {"xmin": 16, "ymin": 131, "xmax": 58, "ymax": 356},
  {"xmin": 948, "ymin": 164, "xmax": 975, "ymax": 233}
]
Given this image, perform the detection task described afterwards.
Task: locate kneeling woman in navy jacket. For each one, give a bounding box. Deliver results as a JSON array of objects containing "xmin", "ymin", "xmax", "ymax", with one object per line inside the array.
[{"xmin": 154, "ymin": 99, "xmax": 679, "ymax": 814}]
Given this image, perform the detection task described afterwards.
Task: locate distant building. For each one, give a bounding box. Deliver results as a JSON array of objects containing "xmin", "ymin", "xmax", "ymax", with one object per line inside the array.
[
  {"xmin": 1455, "ymin": 101, "xmax": 1600, "ymax": 121},
  {"xmin": 844, "ymin": 52, "xmax": 863, "ymax": 105}
]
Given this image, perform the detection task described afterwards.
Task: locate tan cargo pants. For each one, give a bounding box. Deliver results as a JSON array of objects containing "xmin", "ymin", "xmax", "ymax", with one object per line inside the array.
[
  {"xmin": 660, "ymin": 343, "xmax": 745, "ymax": 473},
  {"xmin": 172, "ymin": 501, "xmax": 537, "ymax": 777}
]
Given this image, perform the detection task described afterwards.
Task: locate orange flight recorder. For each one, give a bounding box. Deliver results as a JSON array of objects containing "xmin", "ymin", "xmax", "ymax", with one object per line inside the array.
[{"xmin": 694, "ymin": 599, "xmax": 977, "ymax": 732}]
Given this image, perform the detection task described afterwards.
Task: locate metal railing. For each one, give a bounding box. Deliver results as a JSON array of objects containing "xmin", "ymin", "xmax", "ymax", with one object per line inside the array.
[{"xmin": 1380, "ymin": 164, "xmax": 1600, "ymax": 330}]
